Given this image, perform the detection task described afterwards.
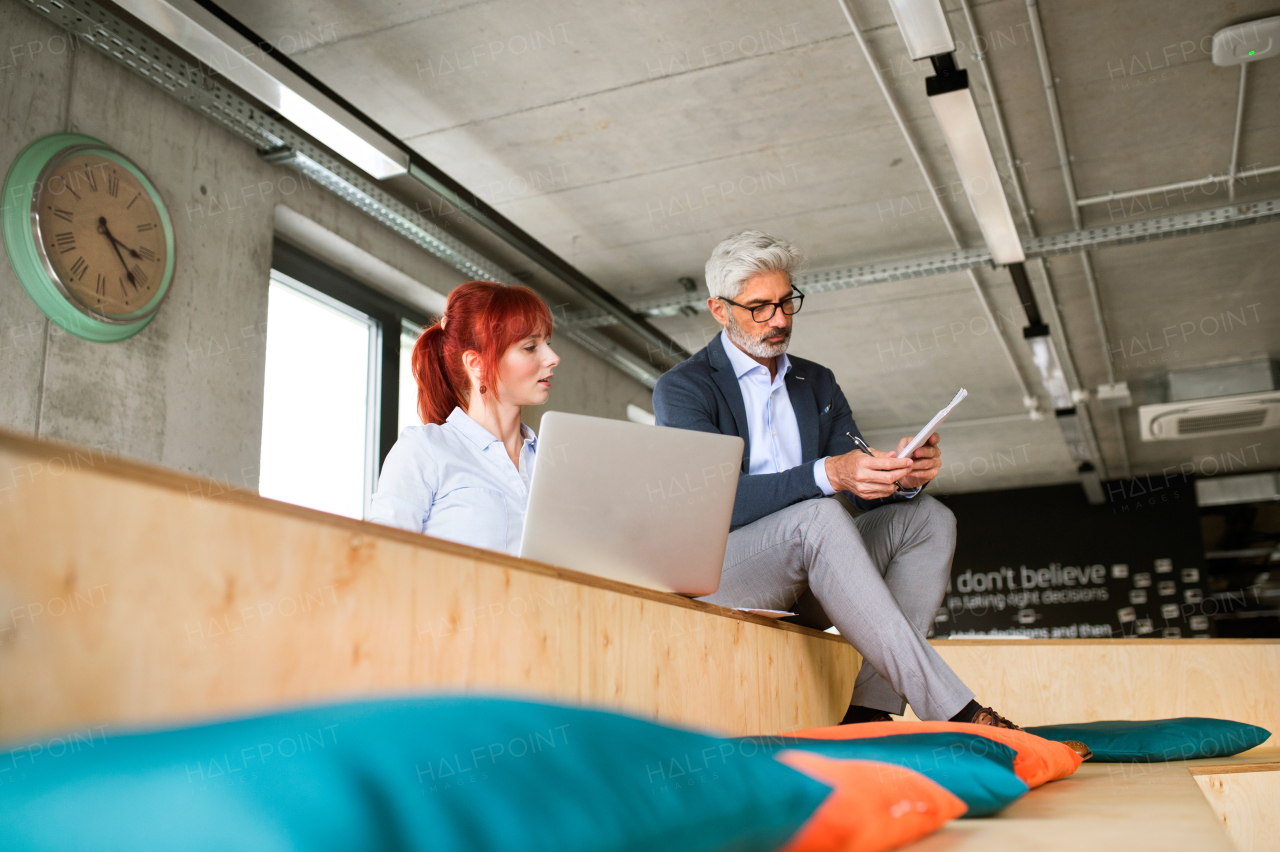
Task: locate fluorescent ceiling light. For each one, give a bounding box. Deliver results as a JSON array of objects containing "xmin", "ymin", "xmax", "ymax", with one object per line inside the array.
[
  {"xmin": 111, "ymin": 0, "xmax": 409, "ymax": 179},
  {"xmin": 1026, "ymin": 334, "xmax": 1072, "ymax": 410},
  {"xmin": 885, "ymin": 0, "xmax": 955, "ymax": 59},
  {"xmin": 927, "ymin": 86, "xmax": 1025, "ymax": 264}
]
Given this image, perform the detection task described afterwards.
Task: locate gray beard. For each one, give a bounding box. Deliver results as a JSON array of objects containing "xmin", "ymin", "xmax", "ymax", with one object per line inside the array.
[{"xmin": 725, "ymin": 315, "xmax": 790, "ymax": 359}]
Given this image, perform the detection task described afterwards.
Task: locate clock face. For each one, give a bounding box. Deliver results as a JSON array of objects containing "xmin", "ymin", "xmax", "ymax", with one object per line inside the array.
[{"xmin": 34, "ymin": 151, "xmax": 169, "ymax": 319}]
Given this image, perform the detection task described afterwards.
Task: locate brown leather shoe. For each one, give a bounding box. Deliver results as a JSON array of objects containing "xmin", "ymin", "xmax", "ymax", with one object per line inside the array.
[
  {"xmin": 970, "ymin": 707, "xmax": 1022, "ymax": 730},
  {"xmin": 1061, "ymin": 740, "xmax": 1093, "ymax": 760}
]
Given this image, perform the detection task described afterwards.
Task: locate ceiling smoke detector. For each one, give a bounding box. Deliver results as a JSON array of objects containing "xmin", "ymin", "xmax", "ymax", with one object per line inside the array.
[{"xmin": 1212, "ymin": 16, "xmax": 1280, "ymax": 66}]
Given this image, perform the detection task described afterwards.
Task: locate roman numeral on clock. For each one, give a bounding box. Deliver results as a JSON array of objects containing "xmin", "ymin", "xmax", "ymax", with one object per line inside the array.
[
  {"xmin": 54, "ymin": 231, "xmax": 76, "ymax": 253},
  {"xmin": 51, "ymin": 207, "xmax": 74, "ymax": 223},
  {"xmin": 96, "ymin": 273, "xmax": 107, "ymax": 296},
  {"xmin": 82, "ymin": 166, "xmax": 98, "ymax": 192},
  {"xmin": 137, "ymin": 222, "xmax": 155, "ymax": 233},
  {"xmin": 107, "ymin": 172, "xmax": 120, "ymax": 197},
  {"xmin": 137, "ymin": 246, "xmax": 156, "ymax": 262},
  {"xmin": 69, "ymin": 256, "xmax": 88, "ymax": 280},
  {"xmin": 131, "ymin": 264, "xmax": 149, "ymax": 287}
]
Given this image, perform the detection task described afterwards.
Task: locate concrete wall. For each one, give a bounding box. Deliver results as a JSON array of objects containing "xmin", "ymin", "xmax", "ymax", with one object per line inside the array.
[{"xmin": 0, "ymin": 0, "xmax": 651, "ymax": 489}]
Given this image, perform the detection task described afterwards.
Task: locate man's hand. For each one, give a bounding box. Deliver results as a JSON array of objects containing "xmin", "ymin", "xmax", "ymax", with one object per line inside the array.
[
  {"xmin": 895, "ymin": 432, "xmax": 942, "ymax": 490},
  {"xmin": 825, "ymin": 447, "xmax": 913, "ymax": 500}
]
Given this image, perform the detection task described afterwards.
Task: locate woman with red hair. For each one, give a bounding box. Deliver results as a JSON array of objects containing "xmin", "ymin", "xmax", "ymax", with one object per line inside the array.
[{"xmin": 368, "ymin": 281, "xmax": 559, "ymax": 555}]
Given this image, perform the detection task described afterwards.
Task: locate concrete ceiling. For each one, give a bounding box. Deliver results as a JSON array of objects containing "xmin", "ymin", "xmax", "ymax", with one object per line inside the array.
[{"xmin": 219, "ymin": 0, "xmax": 1280, "ymax": 494}]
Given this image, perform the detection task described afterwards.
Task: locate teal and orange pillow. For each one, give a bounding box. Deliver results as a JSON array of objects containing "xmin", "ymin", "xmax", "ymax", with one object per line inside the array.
[
  {"xmin": 788, "ymin": 720, "xmax": 1083, "ymax": 788},
  {"xmin": 777, "ymin": 752, "xmax": 967, "ymax": 852},
  {"xmin": 1026, "ymin": 718, "xmax": 1272, "ymax": 762},
  {"xmin": 1, "ymin": 696, "xmax": 832, "ymax": 852},
  {"xmin": 741, "ymin": 731, "xmax": 1028, "ymax": 817}
]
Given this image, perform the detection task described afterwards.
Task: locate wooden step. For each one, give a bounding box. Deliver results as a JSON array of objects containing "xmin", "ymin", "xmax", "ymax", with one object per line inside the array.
[
  {"xmin": 1190, "ymin": 749, "xmax": 1280, "ymax": 852},
  {"xmin": 906, "ymin": 638, "xmax": 1279, "ymax": 747},
  {"xmin": 0, "ymin": 428, "xmax": 857, "ymax": 742}
]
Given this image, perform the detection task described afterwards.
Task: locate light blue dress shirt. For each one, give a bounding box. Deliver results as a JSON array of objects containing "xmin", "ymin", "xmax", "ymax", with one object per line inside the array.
[
  {"xmin": 367, "ymin": 407, "xmax": 536, "ymax": 556},
  {"xmin": 720, "ymin": 330, "xmax": 920, "ymax": 499}
]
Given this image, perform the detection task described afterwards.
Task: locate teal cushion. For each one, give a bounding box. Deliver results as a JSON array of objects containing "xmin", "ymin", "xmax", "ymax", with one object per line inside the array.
[
  {"xmin": 1, "ymin": 696, "xmax": 832, "ymax": 852},
  {"xmin": 736, "ymin": 732, "xmax": 1028, "ymax": 817},
  {"xmin": 1025, "ymin": 718, "xmax": 1272, "ymax": 762}
]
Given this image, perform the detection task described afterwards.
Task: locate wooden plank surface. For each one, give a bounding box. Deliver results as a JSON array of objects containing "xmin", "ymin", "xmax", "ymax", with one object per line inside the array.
[
  {"xmin": 913, "ymin": 760, "xmax": 1236, "ymax": 852},
  {"xmin": 0, "ymin": 429, "xmax": 858, "ymax": 743},
  {"xmin": 902, "ymin": 639, "xmax": 1280, "ymax": 746},
  {"xmin": 1187, "ymin": 748, "xmax": 1280, "ymax": 775},
  {"xmin": 1194, "ymin": 769, "xmax": 1280, "ymax": 852}
]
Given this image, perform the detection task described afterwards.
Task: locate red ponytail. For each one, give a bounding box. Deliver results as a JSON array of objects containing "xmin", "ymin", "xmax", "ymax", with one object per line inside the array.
[{"xmin": 411, "ymin": 281, "xmax": 554, "ymax": 426}]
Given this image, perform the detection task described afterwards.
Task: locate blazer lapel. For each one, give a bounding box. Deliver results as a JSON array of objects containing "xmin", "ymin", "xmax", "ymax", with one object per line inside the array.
[
  {"xmin": 709, "ymin": 335, "xmax": 751, "ymax": 467},
  {"xmin": 787, "ymin": 367, "xmax": 819, "ymax": 462}
]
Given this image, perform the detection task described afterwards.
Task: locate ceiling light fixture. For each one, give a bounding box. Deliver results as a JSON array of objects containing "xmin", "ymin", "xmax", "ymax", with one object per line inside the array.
[
  {"xmin": 884, "ymin": 0, "xmax": 955, "ymax": 59},
  {"xmin": 112, "ymin": 0, "xmax": 409, "ymax": 179},
  {"xmin": 1007, "ymin": 262, "xmax": 1070, "ymax": 409},
  {"xmin": 926, "ymin": 56, "xmax": 1025, "ymax": 264},
  {"xmin": 1026, "ymin": 333, "xmax": 1073, "ymax": 410}
]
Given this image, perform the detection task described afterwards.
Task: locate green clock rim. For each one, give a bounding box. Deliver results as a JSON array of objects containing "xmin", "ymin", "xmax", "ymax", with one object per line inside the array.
[
  {"xmin": 2, "ymin": 133, "xmax": 175, "ymax": 342},
  {"xmin": 35, "ymin": 143, "xmax": 178, "ymax": 323}
]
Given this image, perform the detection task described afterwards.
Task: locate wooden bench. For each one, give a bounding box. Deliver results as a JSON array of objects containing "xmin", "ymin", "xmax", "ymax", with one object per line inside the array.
[
  {"xmin": 5, "ymin": 428, "xmax": 1277, "ymax": 850},
  {"xmin": 0, "ymin": 428, "xmax": 857, "ymax": 743}
]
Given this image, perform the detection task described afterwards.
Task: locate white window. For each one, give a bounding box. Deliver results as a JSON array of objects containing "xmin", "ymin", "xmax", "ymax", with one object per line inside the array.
[
  {"xmin": 258, "ymin": 270, "xmax": 381, "ymax": 519},
  {"xmin": 398, "ymin": 319, "xmax": 424, "ymax": 436}
]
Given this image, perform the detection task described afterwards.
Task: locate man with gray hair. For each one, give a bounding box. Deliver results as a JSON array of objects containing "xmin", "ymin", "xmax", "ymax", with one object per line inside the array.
[{"xmin": 654, "ymin": 230, "xmax": 1018, "ymax": 728}]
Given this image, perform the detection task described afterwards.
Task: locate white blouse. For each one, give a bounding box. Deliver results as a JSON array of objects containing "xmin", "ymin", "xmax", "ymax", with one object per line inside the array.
[{"xmin": 368, "ymin": 407, "xmax": 536, "ymax": 556}]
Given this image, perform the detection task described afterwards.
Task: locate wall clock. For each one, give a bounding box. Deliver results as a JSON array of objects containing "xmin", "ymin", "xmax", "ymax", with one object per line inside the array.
[{"xmin": 2, "ymin": 133, "xmax": 175, "ymax": 342}]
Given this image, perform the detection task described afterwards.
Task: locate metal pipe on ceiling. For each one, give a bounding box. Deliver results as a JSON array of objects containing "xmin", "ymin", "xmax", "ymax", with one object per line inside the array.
[
  {"xmin": 834, "ymin": 0, "xmax": 1035, "ymax": 408},
  {"xmin": 563, "ymin": 195, "xmax": 1280, "ymax": 326},
  {"xmin": 1025, "ymin": 0, "xmax": 1116, "ymax": 384},
  {"xmin": 1229, "ymin": 63, "xmax": 1248, "ymax": 204},
  {"xmin": 959, "ymin": 0, "xmax": 1121, "ymax": 476},
  {"xmin": 1025, "ymin": 0, "xmax": 1123, "ymax": 477},
  {"xmin": 1077, "ymin": 164, "xmax": 1280, "ymax": 208}
]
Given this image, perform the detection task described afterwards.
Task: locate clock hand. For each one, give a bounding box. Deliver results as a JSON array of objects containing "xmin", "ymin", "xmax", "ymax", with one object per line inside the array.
[
  {"xmin": 98, "ymin": 218, "xmax": 137, "ymax": 287},
  {"xmin": 106, "ymin": 233, "xmax": 141, "ymax": 259}
]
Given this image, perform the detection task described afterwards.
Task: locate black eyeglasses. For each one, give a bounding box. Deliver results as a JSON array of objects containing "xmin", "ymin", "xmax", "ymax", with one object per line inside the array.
[{"xmin": 718, "ymin": 287, "xmax": 805, "ymax": 323}]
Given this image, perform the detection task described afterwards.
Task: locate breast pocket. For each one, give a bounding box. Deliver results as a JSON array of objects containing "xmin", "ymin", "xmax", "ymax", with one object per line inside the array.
[{"xmin": 428, "ymin": 487, "xmax": 510, "ymax": 551}]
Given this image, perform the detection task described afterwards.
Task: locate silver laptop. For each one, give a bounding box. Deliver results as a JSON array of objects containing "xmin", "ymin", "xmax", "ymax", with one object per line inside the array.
[{"xmin": 519, "ymin": 412, "xmax": 743, "ymax": 595}]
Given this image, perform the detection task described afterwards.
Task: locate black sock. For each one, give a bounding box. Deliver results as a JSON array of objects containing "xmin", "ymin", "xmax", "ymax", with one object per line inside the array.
[
  {"xmin": 949, "ymin": 700, "xmax": 982, "ymax": 723},
  {"xmin": 841, "ymin": 705, "xmax": 891, "ymax": 724}
]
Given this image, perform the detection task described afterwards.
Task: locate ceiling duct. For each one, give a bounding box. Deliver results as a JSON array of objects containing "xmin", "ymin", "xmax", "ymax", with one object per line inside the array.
[
  {"xmin": 1167, "ymin": 358, "xmax": 1277, "ymax": 401},
  {"xmin": 1196, "ymin": 472, "xmax": 1280, "ymax": 507}
]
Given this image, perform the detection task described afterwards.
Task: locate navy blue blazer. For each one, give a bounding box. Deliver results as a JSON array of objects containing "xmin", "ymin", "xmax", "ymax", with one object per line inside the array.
[{"xmin": 653, "ymin": 333, "xmax": 903, "ymax": 530}]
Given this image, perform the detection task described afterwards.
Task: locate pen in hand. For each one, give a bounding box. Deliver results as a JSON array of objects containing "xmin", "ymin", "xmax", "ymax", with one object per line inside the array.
[{"xmin": 847, "ymin": 432, "xmax": 903, "ymax": 491}]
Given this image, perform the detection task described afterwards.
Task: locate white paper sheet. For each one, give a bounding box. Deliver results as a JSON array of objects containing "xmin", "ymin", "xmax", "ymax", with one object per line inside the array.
[
  {"xmin": 732, "ymin": 608, "xmax": 797, "ymax": 618},
  {"xmin": 888, "ymin": 388, "xmax": 967, "ymax": 458}
]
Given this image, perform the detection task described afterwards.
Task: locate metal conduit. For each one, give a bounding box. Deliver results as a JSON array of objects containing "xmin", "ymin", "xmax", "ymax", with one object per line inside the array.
[
  {"xmin": 834, "ymin": 0, "xmax": 1034, "ymax": 407},
  {"xmin": 1024, "ymin": 0, "xmax": 1126, "ymax": 475},
  {"xmin": 959, "ymin": 0, "xmax": 1117, "ymax": 475}
]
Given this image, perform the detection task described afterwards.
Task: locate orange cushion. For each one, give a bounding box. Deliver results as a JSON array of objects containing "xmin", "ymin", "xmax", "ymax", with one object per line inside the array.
[
  {"xmin": 776, "ymin": 751, "xmax": 966, "ymax": 852},
  {"xmin": 786, "ymin": 722, "xmax": 1082, "ymax": 788}
]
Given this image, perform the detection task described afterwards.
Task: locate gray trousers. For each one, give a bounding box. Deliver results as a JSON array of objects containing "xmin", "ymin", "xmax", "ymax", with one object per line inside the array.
[{"xmin": 699, "ymin": 495, "xmax": 974, "ymax": 721}]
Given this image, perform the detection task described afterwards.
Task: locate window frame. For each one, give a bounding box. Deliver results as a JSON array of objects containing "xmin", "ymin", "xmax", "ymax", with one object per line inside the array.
[{"xmin": 270, "ymin": 240, "xmax": 435, "ymax": 484}]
